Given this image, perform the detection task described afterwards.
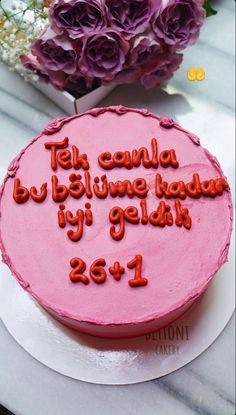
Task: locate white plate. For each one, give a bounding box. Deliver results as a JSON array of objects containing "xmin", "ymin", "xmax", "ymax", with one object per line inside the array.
[{"xmin": 0, "ymin": 225, "xmax": 234, "ymax": 385}]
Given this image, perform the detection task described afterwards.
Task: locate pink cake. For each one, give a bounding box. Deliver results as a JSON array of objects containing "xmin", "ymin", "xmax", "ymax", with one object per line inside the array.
[{"xmin": 0, "ymin": 106, "xmax": 233, "ymax": 338}]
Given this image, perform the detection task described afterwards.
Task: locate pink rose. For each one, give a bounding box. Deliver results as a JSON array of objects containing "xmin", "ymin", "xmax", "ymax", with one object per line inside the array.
[
  {"xmin": 105, "ymin": 0, "xmax": 159, "ymax": 35},
  {"xmin": 65, "ymin": 73, "xmax": 99, "ymax": 96},
  {"xmin": 104, "ymin": 67, "xmax": 141, "ymax": 85},
  {"xmin": 50, "ymin": 0, "xmax": 106, "ymax": 39},
  {"xmin": 141, "ymin": 52, "xmax": 183, "ymax": 88},
  {"xmin": 130, "ymin": 33, "xmax": 162, "ymax": 66},
  {"xmin": 20, "ymin": 53, "xmax": 67, "ymax": 90},
  {"xmin": 20, "ymin": 53, "xmax": 50, "ymax": 83},
  {"xmin": 152, "ymin": 0, "xmax": 205, "ymax": 49},
  {"xmin": 31, "ymin": 27, "xmax": 77, "ymax": 74},
  {"xmin": 79, "ymin": 31, "xmax": 129, "ymax": 80}
]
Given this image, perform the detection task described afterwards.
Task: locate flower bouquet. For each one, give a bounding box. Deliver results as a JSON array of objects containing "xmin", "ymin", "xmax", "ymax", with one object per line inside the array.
[{"xmin": 0, "ymin": 0, "xmax": 216, "ymax": 113}]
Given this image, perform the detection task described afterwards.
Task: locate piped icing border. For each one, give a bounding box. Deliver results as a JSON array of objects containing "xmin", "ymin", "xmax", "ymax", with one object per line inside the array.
[
  {"xmin": 42, "ymin": 106, "xmax": 201, "ymax": 146},
  {"xmin": 0, "ymin": 106, "xmax": 233, "ymax": 326}
]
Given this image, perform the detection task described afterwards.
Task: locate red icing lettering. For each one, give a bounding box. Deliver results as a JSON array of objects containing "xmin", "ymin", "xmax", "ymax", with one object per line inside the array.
[
  {"xmin": 58, "ymin": 204, "xmax": 66, "ymax": 228},
  {"xmin": 93, "ymin": 175, "xmax": 108, "ymax": 199},
  {"xmin": 58, "ymin": 204, "xmax": 93, "ymax": 241},
  {"xmin": 109, "ymin": 180, "xmax": 134, "ymax": 199},
  {"xmin": 201, "ymin": 179, "xmax": 217, "ymax": 197},
  {"xmin": 13, "ymin": 179, "xmax": 30, "ymax": 204},
  {"xmin": 127, "ymin": 255, "xmax": 148, "ymax": 287},
  {"xmin": 90, "ymin": 258, "xmax": 107, "ymax": 284},
  {"xmin": 168, "ymin": 181, "xmax": 186, "ymax": 199},
  {"xmin": 133, "ymin": 178, "xmax": 148, "ymax": 198},
  {"xmin": 140, "ymin": 199, "xmax": 148, "ymax": 224},
  {"xmin": 132, "ymin": 146, "xmax": 152, "ymax": 168},
  {"xmin": 30, "ymin": 183, "xmax": 47, "ymax": 203},
  {"xmin": 185, "ymin": 173, "xmax": 202, "ymax": 198},
  {"xmin": 68, "ymin": 172, "xmax": 93, "ymax": 199},
  {"xmin": 160, "ymin": 149, "xmax": 179, "ymax": 169},
  {"xmin": 149, "ymin": 201, "xmax": 173, "ymax": 227},
  {"xmin": 68, "ymin": 256, "xmax": 149, "ymax": 288},
  {"xmin": 69, "ymin": 174, "xmax": 85, "ymax": 199},
  {"xmin": 52, "ymin": 175, "xmax": 68, "ymax": 202},
  {"xmin": 84, "ymin": 171, "xmax": 93, "ymax": 199},
  {"xmin": 98, "ymin": 152, "xmax": 113, "ymax": 170},
  {"xmin": 109, "ymin": 200, "xmax": 192, "ymax": 240},
  {"xmin": 124, "ymin": 151, "xmax": 133, "ymax": 169},
  {"xmin": 57, "ymin": 149, "xmax": 72, "ymax": 170},
  {"xmin": 72, "ymin": 145, "xmax": 90, "ymax": 171},
  {"xmin": 97, "ymin": 139, "xmax": 178, "ymax": 170},
  {"xmin": 70, "ymin": 257, "xmax": 89, "ymax": 285},
  {"xmin": 215, "ymin": 177, "xmax": 229, "ymax": 195},
  {"xmin": 155, "ymin": 174, "xmax": 229, "ymax": 200},
  {"xmin": 113, "ymin": 151, "xmax": 126, "ymax": 167},
  {"xmin": 85, "ymin": 202, "xmax": 93, "ymax": 226},
  {"xmin": 66, "ymin": 209, "xmax": 84, "ymax": 242},
  {"xmin": 45, "ymin": 138, "xmax": 89, "ymax": 171},
  {"xmin": 151, "ymin": 137, "xmax": 158, "ymax": 168},
  {"xmin": 175, "ymin": 200, "xmax": 192, "ymax": 230},
  {"xmin": 109, "ymin": 206, "xmax": 125, "ymax": 241},
  {"xmin": 124, "ymin": 206, "xmax": 140, "ymax": 224},
  {"xmin": 44, "ymin": 137, "xmax": 69, "ymax": 171},
  {"xmin": 109, "ymin": 261, "xmax": 125, "ymax": 281},
  {"xmin": 155, "ymin": 174, "xmax": 170, "ymax": 198}
]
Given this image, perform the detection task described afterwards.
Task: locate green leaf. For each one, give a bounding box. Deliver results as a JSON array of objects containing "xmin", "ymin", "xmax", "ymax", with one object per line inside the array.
[{"xmin": 204, "ymin": 0, "xmax": 218, "ymax": 17}]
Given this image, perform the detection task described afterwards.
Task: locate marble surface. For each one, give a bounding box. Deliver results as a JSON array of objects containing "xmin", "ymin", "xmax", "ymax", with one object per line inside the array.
[{"xmin": 0, "ymin": 1, "xmax": 235, "ymax": 414}]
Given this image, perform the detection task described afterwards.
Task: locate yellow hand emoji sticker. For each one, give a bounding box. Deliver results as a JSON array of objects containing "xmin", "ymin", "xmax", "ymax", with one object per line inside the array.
[
  {"xmin": 187, "ymin": 67, "xmax": 205, "ymax": 81},
  {"xmin": 187, "ymin": 67, "xmax": 197, "ymax": 81},
  {"xmin": 196, "ymin": 67, "xmax": 205, "ymax": 81}
]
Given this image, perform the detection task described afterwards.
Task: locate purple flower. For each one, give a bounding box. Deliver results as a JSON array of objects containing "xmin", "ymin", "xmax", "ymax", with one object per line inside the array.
[
  {"xmin": 49, "ymin": 71, "xmax": 68, "ymax": 90},
  {"xmin": 130, "ymin": 33, "xmax": 162, "ymax": 66},
  {"xmin": 65, "ymin": 73, "xmax": 96, "ymax": 95},
  {"xmin": 31, "ymin": 28, "xmax": 77, "ymax": 74},
  {"xmin": 105, "ymin": 0, "xmax": 158, "ymax": 34},
  {"xmin": 104, "ymin": 67, "xmax": 141, "ymax": 85},
  {"xmin": 141, "ymin": 52, "xmax": 183, "ymax": 88},
  {"xmin": 50, "ymin": 0, "xmax": 106, "ymax": 39},
  {"xmin": 79, "ymin": 31, "xmax": 129, "ymax": 80},
  {"xmin": 20, "ymin": 53, "xmax": 50, "ymax": 83},
  {"xmin": 20, "ymin": 53, "xmax": 67, "ymax": 90},
  {"xmin": 152, "ymin": 0, "xmax": 205, "ymax": 49}
]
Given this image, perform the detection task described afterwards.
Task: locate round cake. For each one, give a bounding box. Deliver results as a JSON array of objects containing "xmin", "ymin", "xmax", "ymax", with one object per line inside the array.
[{"xmin": 0, "ymin": 106, "xmax": 233, "ymax": 338}]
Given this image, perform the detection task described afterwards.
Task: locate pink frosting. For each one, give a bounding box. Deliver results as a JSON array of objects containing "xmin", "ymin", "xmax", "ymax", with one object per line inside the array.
[{"xmin": 0, "ymin": 106, "xmax": 233, "ymax": 337}]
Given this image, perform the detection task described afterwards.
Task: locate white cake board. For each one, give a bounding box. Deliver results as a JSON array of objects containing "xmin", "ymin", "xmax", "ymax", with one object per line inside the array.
[{"xmin": 0, "ymin": 226, "xmax": 234, "ymax": 385}]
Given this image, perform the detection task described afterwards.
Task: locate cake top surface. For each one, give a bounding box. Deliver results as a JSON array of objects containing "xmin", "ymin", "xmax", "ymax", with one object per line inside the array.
[{"xmin": 0, "ymin": 106, "xmax": 233, "ymax": 326}]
